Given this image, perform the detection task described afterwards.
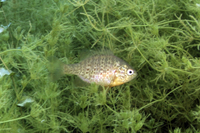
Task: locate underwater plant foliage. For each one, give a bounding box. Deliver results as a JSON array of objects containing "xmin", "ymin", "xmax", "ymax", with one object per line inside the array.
[{"xmin": 1, "ymin": 0, "xmax": 200, "ymax": 132}]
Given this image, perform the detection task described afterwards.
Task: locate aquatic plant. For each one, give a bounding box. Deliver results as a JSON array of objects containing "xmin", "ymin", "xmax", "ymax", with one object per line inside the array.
[{"xmin": 0, "ymin": 0, "xmax": 200, "ymax": 132}]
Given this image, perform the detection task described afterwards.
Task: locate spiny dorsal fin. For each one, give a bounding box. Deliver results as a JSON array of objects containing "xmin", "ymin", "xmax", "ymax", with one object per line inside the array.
[{"xmin": 79, "ymin": 48, "xmax": 114, "ymax": 61}]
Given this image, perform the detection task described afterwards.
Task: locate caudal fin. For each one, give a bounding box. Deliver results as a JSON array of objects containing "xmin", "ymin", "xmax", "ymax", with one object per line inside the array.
[{"xmin": 48, "ymin": 56, "xmax": 64, "ymax": 82}]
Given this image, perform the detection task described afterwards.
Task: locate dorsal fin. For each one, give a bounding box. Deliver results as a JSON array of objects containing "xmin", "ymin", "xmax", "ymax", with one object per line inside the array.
[{"xmin": 79, "ymin": 48, "xmax": 114, "ymax": 61}]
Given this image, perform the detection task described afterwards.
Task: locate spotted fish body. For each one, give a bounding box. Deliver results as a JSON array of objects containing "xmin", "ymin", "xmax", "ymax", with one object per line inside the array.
[{"xmin": 62, "ymin": 53, "xmax": 137, "ymax": 87}]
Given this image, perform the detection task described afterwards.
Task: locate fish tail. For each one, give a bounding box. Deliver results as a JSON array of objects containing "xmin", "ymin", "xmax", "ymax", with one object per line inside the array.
[{"xmin": 48, "ymin": 56, "xmax": 65, "ymax": 81}]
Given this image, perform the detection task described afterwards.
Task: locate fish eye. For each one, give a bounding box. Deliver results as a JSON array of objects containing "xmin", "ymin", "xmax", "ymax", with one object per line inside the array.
[{"xmin": 127, "ymin": 69, "xmax": 134, "ymax": 75}]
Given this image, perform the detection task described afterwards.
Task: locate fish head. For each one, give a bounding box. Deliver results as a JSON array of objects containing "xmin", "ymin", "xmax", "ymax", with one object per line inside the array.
[{"xmin": 110, "ymin": 64, "xmax": 137, "ymax": 87}]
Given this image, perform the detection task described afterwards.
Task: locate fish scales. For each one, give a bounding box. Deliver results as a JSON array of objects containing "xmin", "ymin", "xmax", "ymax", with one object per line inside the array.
[{"xmin": 62, "ymin": 54, "xmax": 137, "ymax": 87}]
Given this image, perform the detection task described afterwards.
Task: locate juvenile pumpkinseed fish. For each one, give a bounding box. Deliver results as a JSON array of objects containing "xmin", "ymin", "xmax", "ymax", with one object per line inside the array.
[{"xmin": 56, "ymin": 52, "xmax": 137, "ymax": 87}]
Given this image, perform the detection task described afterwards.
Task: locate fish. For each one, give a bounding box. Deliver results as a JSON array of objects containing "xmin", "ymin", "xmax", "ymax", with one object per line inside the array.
[{"xmin": 49, "ymin": 51, "xmax": 137, "ymax": 87}]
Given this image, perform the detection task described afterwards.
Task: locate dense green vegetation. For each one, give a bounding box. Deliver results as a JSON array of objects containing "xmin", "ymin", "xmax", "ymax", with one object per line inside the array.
[{"xmin": 0, "ymin": 0, "xmax": 200, "ymax": 132}]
